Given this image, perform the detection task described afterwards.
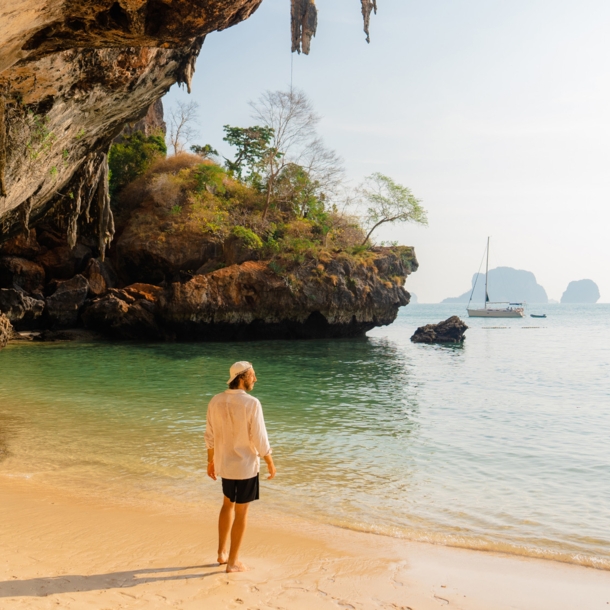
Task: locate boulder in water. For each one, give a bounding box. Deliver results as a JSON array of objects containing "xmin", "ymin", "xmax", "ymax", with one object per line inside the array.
[{"xmin": 411, "ymin": 316, "xmax": 468, "ymax": 344}]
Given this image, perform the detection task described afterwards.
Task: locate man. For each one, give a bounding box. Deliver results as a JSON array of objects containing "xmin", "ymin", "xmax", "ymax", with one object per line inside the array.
[{"xmin": 204, "ymin": 361, "xmax": 276, "ymax": 573}]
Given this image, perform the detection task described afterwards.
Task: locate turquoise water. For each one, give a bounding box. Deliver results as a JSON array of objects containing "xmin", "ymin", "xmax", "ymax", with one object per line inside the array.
[{"xmin": 1, "ymin": 304, "xmax": 609, "ymax": 569}]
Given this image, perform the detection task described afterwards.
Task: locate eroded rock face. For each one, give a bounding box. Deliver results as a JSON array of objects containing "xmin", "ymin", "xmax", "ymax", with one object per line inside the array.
[
  {"xmin": 0, "ymin": 0, "xmax": 264, "ymax": 245},
  {"xmin": 410, "ymin": 316, "xmax": 468, "ymax": 344},
  {"xmin": 46, "ymin": 274, "xmax": 89, "ymax": 328},
  {"xmin": 82, "ymin": 283, "xmax": 163, "ymax": 339},
  {"xmin": 83, "ymin": 247, "xmax": 416, "ymax": 340},
  {"xmin": 83, "ymin": 257, "xmax": 116, "ymax": 296},
  {"xmin": 0, "ymin": 256, "xmax": 45, "ymax": 294},
  {"xmin": 0, "ymin": 287, "xmax": 45, "ymax": 329}
]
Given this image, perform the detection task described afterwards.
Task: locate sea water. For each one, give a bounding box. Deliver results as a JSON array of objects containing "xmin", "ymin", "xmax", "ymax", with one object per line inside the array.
[{"xmin": 1, "ymin": 304, "xmax": 609, "ymax": 569}]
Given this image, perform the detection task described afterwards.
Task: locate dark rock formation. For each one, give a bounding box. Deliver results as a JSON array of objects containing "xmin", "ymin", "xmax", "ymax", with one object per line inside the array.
[
  {"xmin": 83, "ymin": 257, "xmax": 117, "ymax": 297},
  {"xmin": 82, "ymin": 247, "xmax": 416, "ymax": 341},
  {"xmin": 0, "ymin": 230, "xmax": 43, "ymax": 258},
  {"xmin": 0, "ymin": 256, "xmax": 45, "ymax": 294},
  {"xmin": 410, "ymin": 316, "xmax": 468, "ymax": 344},
  {"xmin": 82, "ymin": 283, "xmax": 163, "ymax": 340},
  {"xmin": 0, "ymin": 313, "xmax": 12, "ymax": 348},
  {"xmin": 560, "ymin": 279, "xmax": 600, "ymax": 304},
  {"xmin": 46, "ymin": 274, "xmax": 89, "ymax": 328},
  {"xmin": 443, "ymin": 267, "xmax": 548, "ymax": 304},
  {"xmin": 0, "ymin": 287, "xmax": 45, "ymax": 329},
  {"xmin": 37, "ymin": 244, "xmax": 92, "ymax": 282}
]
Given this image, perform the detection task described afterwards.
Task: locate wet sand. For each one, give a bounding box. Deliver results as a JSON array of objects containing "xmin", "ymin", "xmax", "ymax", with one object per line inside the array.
[{"xmin": 1, "ymin": 479, "xmax": 609, "ymax": 610}]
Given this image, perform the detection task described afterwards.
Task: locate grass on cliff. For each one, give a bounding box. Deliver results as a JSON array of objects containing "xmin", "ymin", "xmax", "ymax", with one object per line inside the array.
[{"xmin": 113, "ymin": 152, "xmax": 369, "ymax": 272}]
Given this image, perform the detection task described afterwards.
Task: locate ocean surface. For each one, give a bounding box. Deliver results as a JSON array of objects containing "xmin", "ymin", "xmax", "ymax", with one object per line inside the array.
[{"xmin": 1, "ymin": 303, "xmax": 609, "ymax": 569}]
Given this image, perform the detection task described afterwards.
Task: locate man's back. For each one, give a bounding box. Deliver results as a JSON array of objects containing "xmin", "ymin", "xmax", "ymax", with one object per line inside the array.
[{"xmin": 204, "ymin": 389, "xmax": 271, "ymax": 480}]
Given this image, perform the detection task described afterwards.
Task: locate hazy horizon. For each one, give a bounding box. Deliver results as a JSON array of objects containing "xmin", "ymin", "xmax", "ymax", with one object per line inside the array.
[{"xmin": 165, "ymin": 0, "xmax": 610, "ymax": 303}]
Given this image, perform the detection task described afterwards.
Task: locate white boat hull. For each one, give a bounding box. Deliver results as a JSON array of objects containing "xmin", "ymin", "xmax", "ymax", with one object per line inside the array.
[{"xmin": 467, "ymin": 308, "xmax": 524, "ymax": 318}]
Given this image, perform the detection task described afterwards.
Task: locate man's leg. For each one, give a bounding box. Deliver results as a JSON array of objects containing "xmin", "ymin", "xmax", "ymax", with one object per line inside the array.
[
  {"xmin": 226, "ymin": 502, "xmax": 250, "ymax": 572},
  {"xmin": 217, "ymin": 495, "xmax": 235, "ymax": 564}
]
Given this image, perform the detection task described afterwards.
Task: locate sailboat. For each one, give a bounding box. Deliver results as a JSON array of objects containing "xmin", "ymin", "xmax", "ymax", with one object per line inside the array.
[{"xmin": 467, "ymin": 237, "xmax": 525, "ymax": 318}]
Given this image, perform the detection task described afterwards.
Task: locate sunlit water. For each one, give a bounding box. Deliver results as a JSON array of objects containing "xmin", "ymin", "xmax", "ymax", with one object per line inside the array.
[{"xmin": 1, "ymin": 304, "xmax": 609, "ymax": 569}]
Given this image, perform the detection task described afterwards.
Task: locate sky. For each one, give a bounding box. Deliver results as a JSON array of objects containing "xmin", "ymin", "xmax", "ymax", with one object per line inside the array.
[{"xmin": 165, "ymin": 0, "xmax": 610, "ymax": 302}]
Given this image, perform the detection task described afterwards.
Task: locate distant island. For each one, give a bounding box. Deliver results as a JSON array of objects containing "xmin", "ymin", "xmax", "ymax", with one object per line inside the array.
[
  {"xmin": 560, "ymin": 279, "xmax": 600, "ymax": 303},
  {"xmin": 443, "ymin": 267, "xmax": 548, "ymax": 304}
]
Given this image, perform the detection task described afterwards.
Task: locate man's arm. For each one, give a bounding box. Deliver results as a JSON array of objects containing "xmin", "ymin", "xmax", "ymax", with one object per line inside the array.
[
  {"xmin": 207, "ymin": 448, "xmax": 216, "ymax": 480},
  {"xmin": 263, "ymin": 454, "xmax": 276, "ymax": 480},
  {"xmin": 204, "ymin": 402, "xmax": 216, "ymax": 480},
  {"xmin": 251, "ymin": 400, "xmax": 276, "ymax": 480}
]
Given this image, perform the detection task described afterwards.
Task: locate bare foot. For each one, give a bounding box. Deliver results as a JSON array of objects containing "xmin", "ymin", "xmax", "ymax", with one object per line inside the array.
[
  {"xmin": 217, "ymin": 553, "xmax": 228, "ymax": 565},
  {"xmin": 226, "ymin": 561, "xmax": 248, "ymax": 573}
]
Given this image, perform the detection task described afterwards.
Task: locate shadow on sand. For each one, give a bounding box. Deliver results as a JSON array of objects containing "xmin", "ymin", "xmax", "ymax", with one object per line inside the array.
[{"xmin": 0, "ymin": 564, "xmax": 223, "ymax": 597}]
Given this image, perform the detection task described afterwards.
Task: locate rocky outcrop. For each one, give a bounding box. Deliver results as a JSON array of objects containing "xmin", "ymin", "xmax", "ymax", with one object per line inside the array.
[
  {"xmin": 0, "ymin": 287, "xmax": 45, "ymax": 329},
  {"xmin": 0, "ymin": 256, "xmax": 45, "ymax": 294},
  {"xmin": 561, "ymin": 279, "xmax": 600, "ymax": 304},
  {"xmin": 82, "ymin": 283, "xmax": 163, "ymax": 339},
  {"xmin": 0, "ymin": 313, "xmax": 12, "ymax": 348},
  {"xmin": 46, "ymin": 274, "xmax": 89, "ymax": 328},
  {"xmin": 83, "ymin": 257, "xmax": 116, "ymax": 296},
  {"xmin": 83, "ymin": 247, "xmax": 416, "ymax": 340},
  {"xmin": 410, "ymin": 316, "xmax": 468, "ymax": 344},
  {"xmin": 443, "ymin": 267, "xmax": 548, "ymax": 304}
]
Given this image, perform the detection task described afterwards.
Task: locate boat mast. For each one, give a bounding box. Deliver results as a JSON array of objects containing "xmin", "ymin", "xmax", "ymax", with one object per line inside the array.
[{"xmin": 485, "ymin": 236, "xmax": 490, "ymax": 310}]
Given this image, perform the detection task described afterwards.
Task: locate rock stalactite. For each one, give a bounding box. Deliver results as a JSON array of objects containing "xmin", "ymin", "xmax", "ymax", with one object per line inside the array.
[
  {"xmin": 361, "ymin": 0, "xmax": 378, "ymax": 44},
  {"xmin": 0, "ymin": 313, "xmax": 13, "ymax": 348},
  {"xmin": 95, "ymin": 155, "xmax": 114, "ymax": 261},
  {"xmin": 0, "ymin": 95, "xmax": 6, "ymax": 198},
  {"xmin": 291, "ymin": 0, "xmax": 318, "ymax": 55}
]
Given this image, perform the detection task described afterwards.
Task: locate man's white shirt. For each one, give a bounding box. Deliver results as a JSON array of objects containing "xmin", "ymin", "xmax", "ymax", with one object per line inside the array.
[{"xmin": 204, "ymin": 389, "xmax": 272, "ymax": 480}]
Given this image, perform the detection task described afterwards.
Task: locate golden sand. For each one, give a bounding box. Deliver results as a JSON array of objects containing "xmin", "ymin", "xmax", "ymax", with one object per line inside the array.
[{"xmin": 1, "ymin": 478, "xmax": 609, "ymax": 609}]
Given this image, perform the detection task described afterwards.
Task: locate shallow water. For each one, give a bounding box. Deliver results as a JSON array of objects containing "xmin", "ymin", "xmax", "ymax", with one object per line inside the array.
[{"xmin": 1, "ymin": 304, "xmax": 609, "ymax": 568}]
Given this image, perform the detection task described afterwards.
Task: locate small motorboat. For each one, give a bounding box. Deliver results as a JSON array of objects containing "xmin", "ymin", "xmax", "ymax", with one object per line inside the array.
[{"xmin": 530, "ymin": 314, "xmax": 547, "ymax": 318}]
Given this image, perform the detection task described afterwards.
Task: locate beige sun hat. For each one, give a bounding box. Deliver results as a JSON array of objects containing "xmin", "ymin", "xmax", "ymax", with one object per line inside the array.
[{"xmin": 227, "ymin": 361, "xmax": 253, "ymax": 385}]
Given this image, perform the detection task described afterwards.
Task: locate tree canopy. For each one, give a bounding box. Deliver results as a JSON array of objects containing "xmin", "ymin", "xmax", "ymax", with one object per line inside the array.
[{"xmin": 359, "ymin": 173, "xmax": 427, "ymax": 246}]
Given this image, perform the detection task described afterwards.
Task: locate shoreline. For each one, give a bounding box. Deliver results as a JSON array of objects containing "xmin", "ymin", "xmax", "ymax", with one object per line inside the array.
[{"xmin": 1, "ymin": 478, "xmax": 609, "ymax": 609}]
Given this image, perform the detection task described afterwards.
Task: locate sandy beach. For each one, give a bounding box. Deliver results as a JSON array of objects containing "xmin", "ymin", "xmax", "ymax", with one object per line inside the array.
[{"xmin": 1, "ymin": 478, "xmax": 608, "ymax": 610}]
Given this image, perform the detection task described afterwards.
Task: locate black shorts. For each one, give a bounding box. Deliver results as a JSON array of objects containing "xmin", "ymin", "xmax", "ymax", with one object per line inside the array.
[{"xmin": 222, "ymin": 474, "xmax": 259, "ymax": 504}]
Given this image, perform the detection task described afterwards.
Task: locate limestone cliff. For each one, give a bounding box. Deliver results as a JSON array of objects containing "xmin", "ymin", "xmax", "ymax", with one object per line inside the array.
[
  {"xmin": 0, "ymin": 1, "xmax": 378, "ymax": 250},
  {"xmin": 82, "ymin": 247, "xmax": 416, "ymax": 341},
  {"xmin": 0, "ymin": 0, "xmax": 265, "ymax": 248}
]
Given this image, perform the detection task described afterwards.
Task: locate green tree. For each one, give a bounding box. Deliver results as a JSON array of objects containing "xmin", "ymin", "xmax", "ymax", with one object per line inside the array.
[
  {"xmin": 359, "ymin": 173, "xmax": 428, "ymax": 246},
  {"xmin": 249, "ymin": 89, "xmax": 344, "ymax": 220},
  {"xmin": 108, "ymin": 132, "xmax": 166, "ymax": 199},
  {"xmin": 222, "ymin": 125, "xmax": 277, "ymax": 182},
  {"xmin": 190, "ymin": 144, "xmax": 219, "ymax": 159}
]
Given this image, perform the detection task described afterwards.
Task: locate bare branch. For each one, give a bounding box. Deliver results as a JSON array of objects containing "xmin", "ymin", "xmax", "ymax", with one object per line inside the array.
[{"xmin": 167, "ymin": 100, "xmax": 200, "ymax": 155}]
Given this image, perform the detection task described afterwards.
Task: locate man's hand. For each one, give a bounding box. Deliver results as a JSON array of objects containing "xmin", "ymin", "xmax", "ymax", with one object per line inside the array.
[
  {"xmin": 264, "ymin": 455, "xmax": 276, "ymax": 480},
  {"xmin": 207, "ymin": 461, "xmax": 217, "ymax": 480}
]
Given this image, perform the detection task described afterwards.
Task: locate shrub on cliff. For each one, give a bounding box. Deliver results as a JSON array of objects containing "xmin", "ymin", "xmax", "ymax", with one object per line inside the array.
[{"xmin": 109, "ymin": 131, "xmax": 167, "ymax": 200}]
